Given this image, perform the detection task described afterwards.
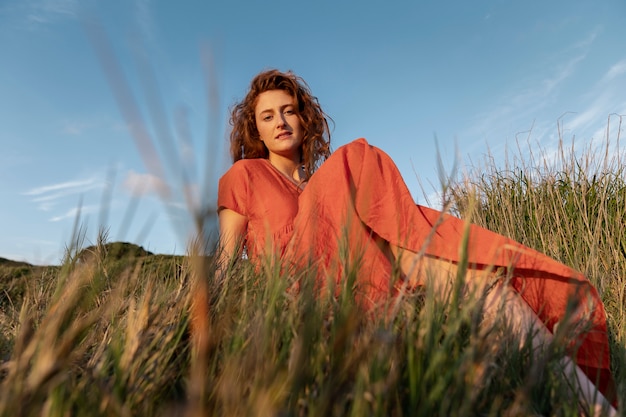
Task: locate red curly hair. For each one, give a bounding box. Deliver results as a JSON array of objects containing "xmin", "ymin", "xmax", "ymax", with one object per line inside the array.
[{"xmin": 229, "ymin": 69, "xmax": 332, "ymax": 178}]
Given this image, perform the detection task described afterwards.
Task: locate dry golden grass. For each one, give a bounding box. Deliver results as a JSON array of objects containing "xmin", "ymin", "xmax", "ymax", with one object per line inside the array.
[{"xmin": 0, "ymin": 136, "xmax": 623, "ymax": 416}]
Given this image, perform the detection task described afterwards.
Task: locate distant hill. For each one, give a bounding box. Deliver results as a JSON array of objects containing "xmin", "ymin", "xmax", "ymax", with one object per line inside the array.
[
  {"xmin": 1, "ymin": 242, "xmax": 155, "ymax": 268},
  {"xmin": 76, "ymin": 242, "xmax": 154, "ymax": 263},
  {"xmin": 1, "ymin": 242, "xmax": 169, "ymax": 312},
  {"xmin": 0, "ymin": 257, "xmax": 32, "ymax": 268}
]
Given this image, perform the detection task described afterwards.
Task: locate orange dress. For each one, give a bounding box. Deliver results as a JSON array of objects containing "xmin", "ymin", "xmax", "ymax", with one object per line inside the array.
[{"xmin": 218, "ymin": 138, "xmax": 616, "ymax": 404}]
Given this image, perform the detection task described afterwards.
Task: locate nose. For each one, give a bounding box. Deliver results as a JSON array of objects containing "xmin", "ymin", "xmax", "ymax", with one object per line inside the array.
[{"xmin": 276, "ymin": 114, "xmax": 287, "ymax": 128}]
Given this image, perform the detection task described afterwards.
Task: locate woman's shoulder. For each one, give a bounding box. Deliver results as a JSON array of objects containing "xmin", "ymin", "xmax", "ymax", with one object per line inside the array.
[
  {"xmin": 220, "ymin": 158, "xmax": 267, "ymax": 179},
  {"xmin": 218, "ymin": 159, "xmax": 268, "ymax": 212},
  {"xmin": 232, "ymin": 158, "xmax": 267, "ymax": 170}
]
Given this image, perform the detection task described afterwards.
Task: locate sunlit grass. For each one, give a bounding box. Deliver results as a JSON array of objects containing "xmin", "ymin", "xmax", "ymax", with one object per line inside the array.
[
  {"xmin": 0, "ymin": 135, "xmax": 623, "ymax": 416},
  {"xmin": 450, "ymin": 137, "xmax": 626, "ymax": 403}
]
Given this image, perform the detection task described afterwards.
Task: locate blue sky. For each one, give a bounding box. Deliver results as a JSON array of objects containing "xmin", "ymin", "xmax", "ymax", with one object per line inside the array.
[{"xmin": 1, "ymin": 0, "xmax": 625, "ymax": 265}]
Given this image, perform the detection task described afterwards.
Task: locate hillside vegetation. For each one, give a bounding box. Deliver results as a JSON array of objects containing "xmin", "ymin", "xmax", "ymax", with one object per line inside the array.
[{"xmin": 0, "ymin": 140, "xmax": 624, "ymax": 416}]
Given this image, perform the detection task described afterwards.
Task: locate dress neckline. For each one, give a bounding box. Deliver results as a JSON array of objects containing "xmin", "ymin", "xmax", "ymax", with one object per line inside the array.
[{"xmin": 263, "ymin": 159, "xmax": 307, "ymax": 191}]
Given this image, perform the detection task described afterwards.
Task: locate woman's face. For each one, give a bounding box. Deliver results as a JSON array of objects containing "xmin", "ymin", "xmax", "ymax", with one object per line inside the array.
[{"xmin": 254, "ymin": 89, "xmax": 303, "ymax": 162}]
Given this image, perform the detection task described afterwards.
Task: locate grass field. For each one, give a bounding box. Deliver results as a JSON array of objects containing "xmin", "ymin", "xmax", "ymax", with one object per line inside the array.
[{"xmin": 0, "ymin": 138, "xmax": 624, "ymax": 416}]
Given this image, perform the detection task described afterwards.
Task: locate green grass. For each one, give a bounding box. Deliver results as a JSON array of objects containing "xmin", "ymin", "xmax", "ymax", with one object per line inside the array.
[
  {"xmin": 0, "ymin": 138, "xmax": 624, "ymax": 416},
  {"xmin": 450, "ymin": 138, "xmax": 626, "ymax": 403}
]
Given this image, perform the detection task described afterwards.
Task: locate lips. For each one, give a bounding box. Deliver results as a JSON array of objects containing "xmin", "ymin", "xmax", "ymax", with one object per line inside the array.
[{"xmin": 276, "ymin": 131, "xmax": 292, "ymax": 139}]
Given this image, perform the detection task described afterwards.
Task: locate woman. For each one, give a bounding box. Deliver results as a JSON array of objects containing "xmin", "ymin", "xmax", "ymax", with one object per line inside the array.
[{"xmin": 217, "ymin": 69, "xmax": 618, "ymax": 413}]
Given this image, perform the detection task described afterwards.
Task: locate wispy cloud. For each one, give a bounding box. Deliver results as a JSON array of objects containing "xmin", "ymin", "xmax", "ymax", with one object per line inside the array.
[
  {"xmin": 587, "ymin": 109, "xmax": 626, "ymax": 143},
  {"xmin": 61, "ymin": 120, "xmax": 92, "ymax": 135},
  {"xmin": 122, "ymin": 170, "xmax": 168, "ymax": 197},
  {"xmin": 0, "ymin": 1, "xmax": 74, "ymax": 31},
  {"xmin": 562, "ymin": 101, "xmax": 606, "ymax": 135},
  {"xmin": 560, "ymin": 56, "xmax": 626, "ymax": 141},
  {"xmin": 23, "ymin": 177, "xmax": 98, "ymax": 196},
  {"xmin": 602, "ymin": 59, "xmax": 626, "ymax": 82},
  {"xmin": 466, "ymin": 50, "xmax": 589, "ymax": 145},
  {"xmin": 23, "ymin": 177, "xmax": 102, "ymax": 212},
  {"xmin": 49, "ymin": 204, "xmax": 99, "ymax": 222},
  {"xmin": 571, "ymin": 30, "xmax": 598, "ymax": 50},
  {"xmin": 19, "ymin": 177, "xmax": 101, "ymax": 223},
  {"xmin": 21, "ymin": 0, "xmax": 79, "ymax": 27},
  {"xmin": 463, "ymin": 31, "xmax": 600, "ymax": 159},
  {"xmin": 541, "ymin": 53, "xmax": 586, "ymax": 94}
]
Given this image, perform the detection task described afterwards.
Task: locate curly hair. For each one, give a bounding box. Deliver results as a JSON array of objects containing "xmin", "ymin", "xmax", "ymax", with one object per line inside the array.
[{"xmin": 229, "ymin": 69, "xmax": 332, "ymax": 178}]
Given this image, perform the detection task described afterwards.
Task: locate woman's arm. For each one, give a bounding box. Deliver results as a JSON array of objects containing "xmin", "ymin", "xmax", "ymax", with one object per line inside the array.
[{"xmin": 217, "ymin": 208, "xmax": 248, "ymax": 274}]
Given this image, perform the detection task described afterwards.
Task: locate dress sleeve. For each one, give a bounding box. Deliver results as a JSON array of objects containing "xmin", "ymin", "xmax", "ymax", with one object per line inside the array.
[{"xmin": 217, "ymin": 162, "xmax": 248, "ymax": 216}]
